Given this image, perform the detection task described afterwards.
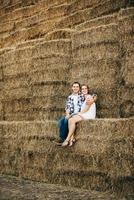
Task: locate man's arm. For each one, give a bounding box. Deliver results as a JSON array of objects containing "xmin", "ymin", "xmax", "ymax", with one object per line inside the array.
[
  {"xmin": 65, "ymin": 110, "xmax": 71, "ymax": 118},
  {"xmin": 86, "ymin": 95, "xmax": 97, "ymax": 105},
  {"xmin": 65, "ymin": 96, "xmax": 72, "ymax": 118}
]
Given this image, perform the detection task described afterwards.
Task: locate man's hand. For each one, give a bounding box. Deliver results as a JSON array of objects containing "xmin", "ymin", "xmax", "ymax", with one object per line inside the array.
[
  {"xmin": 65, "ymin": 112, "xmax": 70, "ymax": 119},
  {"xmin": 86, "ymin": 98, "xmax": 94, "ymax": 105},
  {"xmin": 86, "ymin": 95, "xmax": 97, "ymax": 105}
]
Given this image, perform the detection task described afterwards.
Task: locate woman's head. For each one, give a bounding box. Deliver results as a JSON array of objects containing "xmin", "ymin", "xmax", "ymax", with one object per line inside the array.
[{"xmin": 81, "ymin": 84, "xmax": 89, "ymax": 95}]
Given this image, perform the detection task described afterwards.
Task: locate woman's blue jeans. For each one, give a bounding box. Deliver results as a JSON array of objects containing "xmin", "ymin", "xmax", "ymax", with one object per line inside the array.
[{"xmin": 58, "ymin": 116, "xmax": 68, "ymax": 141}]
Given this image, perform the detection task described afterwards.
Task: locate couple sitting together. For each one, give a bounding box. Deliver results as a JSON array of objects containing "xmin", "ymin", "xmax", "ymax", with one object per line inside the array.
[{"xmin": 58, "ymin": 82, "xmax": 97, "ymax": 147}]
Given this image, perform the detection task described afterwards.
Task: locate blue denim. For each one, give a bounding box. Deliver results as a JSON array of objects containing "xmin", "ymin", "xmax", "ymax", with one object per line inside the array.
[{"xmin": 58, "ymin": 116, "xmax": 68, "ymax": 142}]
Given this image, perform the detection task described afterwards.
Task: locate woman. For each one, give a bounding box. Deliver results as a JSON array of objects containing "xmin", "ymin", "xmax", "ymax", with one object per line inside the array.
[{"xmin": 62, "ymin": 84, "xmax": 97, "ymax": 147}]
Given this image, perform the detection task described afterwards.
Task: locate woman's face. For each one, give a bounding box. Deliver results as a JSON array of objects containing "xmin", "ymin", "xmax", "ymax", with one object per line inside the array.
[{"xmin": 81, "ymin": 86, "xmax": 89, "ymax": 95}]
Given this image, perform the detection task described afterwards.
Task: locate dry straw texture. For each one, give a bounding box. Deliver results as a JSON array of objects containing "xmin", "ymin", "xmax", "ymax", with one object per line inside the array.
[
  {"xmin": 0, "ymin": 0, "xmax": 133, "ymax": 198},
  {"xmin": 0, "ymin": 1, "xmax": 133, "ymax": 120},
  {"xmin": 0, "ymin": 118, "xmax": 133, "ymax": 193}
]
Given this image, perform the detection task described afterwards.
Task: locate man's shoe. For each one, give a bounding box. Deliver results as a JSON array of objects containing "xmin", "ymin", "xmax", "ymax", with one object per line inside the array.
[{"xmin": 53, "ymin": 139, "xmax": 63, "ymax": 146}]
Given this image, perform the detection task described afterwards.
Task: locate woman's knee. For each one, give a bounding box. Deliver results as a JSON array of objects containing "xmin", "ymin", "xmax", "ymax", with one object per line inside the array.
[
  {"xmin": 69, "ymin": 117, "xmax": 76, "ymax": 124},
  {"xmin": 69, "ymin": 117, "xmax": 79, "ymax": 124}
]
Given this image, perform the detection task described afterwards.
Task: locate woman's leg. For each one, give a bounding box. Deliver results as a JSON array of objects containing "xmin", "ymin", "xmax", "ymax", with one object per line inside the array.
[
  {"xmin": 62, "ymin": 115, "xmax": 82, "ymax": 146},
  {"xmin": 69, "ymin": 134, "xmax": 76, "ymax": 146}
]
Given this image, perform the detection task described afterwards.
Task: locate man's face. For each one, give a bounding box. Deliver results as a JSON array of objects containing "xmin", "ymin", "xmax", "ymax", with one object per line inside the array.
[{"xmin": 72, "ymin": 83, "xmax": 80, "ymax": 94}]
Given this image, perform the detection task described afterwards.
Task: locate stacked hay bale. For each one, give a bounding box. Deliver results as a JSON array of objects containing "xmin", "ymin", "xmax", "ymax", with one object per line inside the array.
[
  {"xmin": 72, "ymin": 23, "xmax": 120, "ymax": 117},
  {"xmin": 0, "ymin": 0, "xmax": 133, "ymax": 120},
  {"xmin": 0, "ymin": 0, "xmax": 133, "ymax": 197},
  {"xmin": 118, "ymin": 7, "xmax": 134, "ymax": 117},
  {"xmin": 0, "ymin": 0, "xmax": 38, "ymax": 15},
  {"xmin": 71, "ymin": 5, "xmax": 134, "ymax": 118},
  {"xmin": 0, "ymin": 39, "xmax": 72, "ymax": 120},
  {"xmin": 0, "ymin": 118, "xmax": 133, "ymax": 194}
]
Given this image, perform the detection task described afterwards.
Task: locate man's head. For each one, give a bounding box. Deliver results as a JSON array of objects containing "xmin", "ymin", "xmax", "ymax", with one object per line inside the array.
[{"xmin": 71, "ymin": 82, "xmax": 81, "ymax": 94}]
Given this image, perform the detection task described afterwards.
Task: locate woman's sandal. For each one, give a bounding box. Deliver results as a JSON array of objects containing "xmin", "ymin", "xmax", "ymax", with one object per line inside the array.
[
  {"xmin": 62, "ymin": 140, "xmax": 69, "ymax": 147},
  {"xmin": 69, "ymin": 139, "xmax": 76, "ymax": 147}
]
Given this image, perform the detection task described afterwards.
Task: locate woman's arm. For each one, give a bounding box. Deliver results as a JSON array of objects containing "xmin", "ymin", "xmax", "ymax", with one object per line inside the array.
[
  {"xmin": 79, "ymin": 103, "xmax": 92, "ymax": 114},
  {"xmin": 79, "ymin": 95, "xmax": 97, "ymax": 114}
]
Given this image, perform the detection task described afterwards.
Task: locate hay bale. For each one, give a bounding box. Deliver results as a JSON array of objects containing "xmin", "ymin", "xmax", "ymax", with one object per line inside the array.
[
  {"xmin": 0, "ymin": 119, "xmax": 133, "ymax": 192},
  {"xmin": 31, "ymin": 54, "xmax": 71, "ymax": 71},
  {"xmin": 72, "ymin": 24, "xmax": 118, "ymax": 50},
  {"xmin": 118, "ymin": 15, "xmax": 134, "ymax": 54},
  {"xmin": 30, "ymin": 96, "xmax": 66, "ymax": 110},
  {"xmin": 3, "ymin": 102, "xmax": 65, "ymax": 120},
  {"xmin": 119, "ymin": 7, "xmax": 134, "ymax": 18},
  {"xmin": 41, "ymin": 0, "xmax": 74, "ymax": 8},
  {"xmin": 34, "ymin": 39, "xmax": 71, "ymax": 57},
  {"xmin": 15, "ymin": 38, "xmax": 45, "ymax": 49},
  {"xmin": 0, "ymin": 1, "xmax": 22, "ymax": 15},
  {"xmin": 46, "ymin": 3, "xmax": 70, "ymax": 20},
  {"xmin": 15, "ymin": 47, "xmax": 34, "ymax": 60},
  {"xmin": 118, "ymin": 15, "xmax": 134, "ymax": 36},
  {"xmin": 90, "ymin": 0, "xmax": 130, "ymax": 19},
  {"xmin": 29, "ymin": 67, "xmax": 71, "ymax": 83},
  {"xmin": 0, "ymin": 4, "xmax": 40, "ymax": 24},
  {"xmin": 0, "ymin": 120, "xmax": 58, "ymax": 138},
  {"xmin": 3, "ymin": 75, "xmax": 30, "ymax": 91},
  {"xmin": 32, "ymin": 81, "xmax": 70, "ymax": 97},
  {"xmin": 72, "ymin": 42, "xmax": 119, "ymax": 62},
  {"xmin": 117, "ymin": 86, "xmax": 134, "ymax": 117},
  {"xmin": 55, "ymin": 7, "xmax": 93, "ymax": 29},
  {"xmin": 76, "ymin": 118, "xmax": 134, "ymax": 177},
  {"xmin": 0, "ymin": 18, "xmax": 59, "ymax": 48},
  {"xmin": 71, "ymin": 58, "xmax": 120, "ymax": 90},
  {"xmin": 0, "ymin": 67, "xmax": 3, "ymax": 81},
  {"xmin": 45, "ymin": 29, "xmax": 74, "ymax": 41},
  {"xmin": 117, "ymin": 10, "xmax": 134, "ymax": 118},
  {"xmin": 96, "ymin": 88, "xmax": 118, "ymax": 107},
  {"xmin": 3, "ymin": 60, "xmax": 32, "ymax": 77},
  {"xmin": 0, "ymin": 21, "xmax": 14, "ymax": 34},
  {"xmin": 3, "ymin": 87, "xmax": 32, "ymax": 100},
  {"xmin": 3, "ymin": 95, "xmax": 65, "ymax": 114},
  {"xmin": 69, "ymin": 0, "xmax": 105, "ymax": 13},
  {"xmin": 0, "ymin": 49, "xmax": 14, "ymax": 67},
  {"xmin": 121, "ymin": 52, "xmax": 134, "ymax": 87},
  {"xmin": 1, "ymin": 80, "xmax": 70, "ymax": 120},
  {"xmin": 0, "ymin": 49, "xmax": 18, "ymax": 65},
  {"xmin": 0, "ymin": 101, "xmax": 3, "ymax": 120},
  {"xmin": 76, "ymin": 13, "xmax": 117, "ymax": 31}
]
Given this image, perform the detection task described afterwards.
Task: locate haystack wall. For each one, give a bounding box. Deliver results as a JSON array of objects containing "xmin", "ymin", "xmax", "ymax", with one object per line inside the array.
[
  {"xmin": 0, "ymin": 119, "xmax": 133, "ymax": 192},
  {"xmin": 0, "ymin": 1, "xmax": 133, "ymax": 120}
]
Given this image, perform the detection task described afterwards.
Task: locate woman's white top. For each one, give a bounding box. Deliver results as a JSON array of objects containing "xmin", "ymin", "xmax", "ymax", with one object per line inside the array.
[{"xmin": 79, "ymin": 95, "xmax": 96, "ymax": 120}]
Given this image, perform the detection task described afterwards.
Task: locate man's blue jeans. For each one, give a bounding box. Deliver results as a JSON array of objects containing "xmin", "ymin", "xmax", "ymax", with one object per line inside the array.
[{"xmin": 58, "ymin": 116, "xmax": 68, "ymax": 142}]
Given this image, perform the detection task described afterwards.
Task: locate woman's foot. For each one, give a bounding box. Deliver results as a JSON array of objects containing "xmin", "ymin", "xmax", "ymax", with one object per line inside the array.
[
  {"xmin": 62, "ymin": 140, "xmax": 69, "ymax": 147},
  {"xmin": 69, "ymin": 138, "xmax": 76, "ymax": 147}
]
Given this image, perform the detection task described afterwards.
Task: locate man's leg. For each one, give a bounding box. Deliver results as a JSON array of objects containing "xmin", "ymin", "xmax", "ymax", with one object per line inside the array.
[{"xmin": 58, "ymin": 117, "xmax": 68, "ymax": 141}]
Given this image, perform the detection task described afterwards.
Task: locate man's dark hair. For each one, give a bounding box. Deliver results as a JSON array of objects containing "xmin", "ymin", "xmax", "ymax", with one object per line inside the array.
[{"xmin": 72, "ymin": 82, "xmax": 81, "ymax": 88}]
